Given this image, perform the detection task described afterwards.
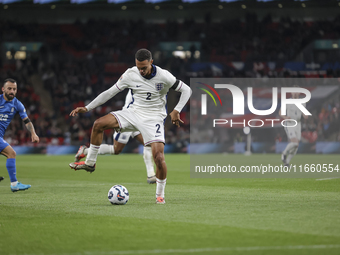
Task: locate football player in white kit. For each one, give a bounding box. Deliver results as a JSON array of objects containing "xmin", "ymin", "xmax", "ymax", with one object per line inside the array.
[
  {"xmin": 74, "ymin": 89, "xmax": 156, "ymax": 184},
  {"xmin": 69, "ymin": 49, "xmax": 192, "ymax": 204},
  {"xmin": 279, "ymin": 87, "xmax": 308, "ymax": 166}
]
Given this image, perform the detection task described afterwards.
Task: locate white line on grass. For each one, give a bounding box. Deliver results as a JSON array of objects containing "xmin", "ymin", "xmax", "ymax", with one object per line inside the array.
[
  {"xmin": 316, "ymin": 177, "xmax": 340, "ymax": 181},
  {"xmin": 92, "ymin": 245, "xmax": 340, "ymax": 254},
  {"xmin": 20, "ymin": 244, "xmax": 340, "ymax": 255}
]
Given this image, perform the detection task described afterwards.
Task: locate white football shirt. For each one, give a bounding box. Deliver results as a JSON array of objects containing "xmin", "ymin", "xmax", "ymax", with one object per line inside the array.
[
  {"xmin": 115, "ymin": 65, "xmax": 176, "ymax": 119},
  {"xmin": 123, "ymin": 90, "xmax": 133, "ymax": 110},
  {"xmin": 286, "ymin": 102, "xmax": 306, "ymax": 121},
  {"xmin": 85, "ymin": 64, "xmax": 191, "ymax": 119}
]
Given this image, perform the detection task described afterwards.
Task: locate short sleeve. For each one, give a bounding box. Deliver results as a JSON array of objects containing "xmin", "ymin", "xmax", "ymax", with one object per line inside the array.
[{"xmin": 16, "ymin": 100, "xmax": 28, "ymax": 120}]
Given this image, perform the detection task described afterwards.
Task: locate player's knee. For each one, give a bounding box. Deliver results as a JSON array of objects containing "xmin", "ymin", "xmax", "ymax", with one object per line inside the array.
[
  {"xmin": 8, "ymin": 150, "xmax": 16, "ymax": 158},
  {"xmin": 153, "ymin": 151, "xmax": 164, "ymax": 166},
  {"xmin": 93, "ymin": 119, "xmax": 105, "ymax": 132}
]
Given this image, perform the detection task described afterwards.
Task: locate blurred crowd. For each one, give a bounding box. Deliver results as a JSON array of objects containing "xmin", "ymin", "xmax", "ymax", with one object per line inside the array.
[
  {"xmin": 306, "ymin": 93, "xmax": 340, "ymax": 142},
  {"xmin": 1, "ymin": 15, "xmax": 340, "ymax": 147}
]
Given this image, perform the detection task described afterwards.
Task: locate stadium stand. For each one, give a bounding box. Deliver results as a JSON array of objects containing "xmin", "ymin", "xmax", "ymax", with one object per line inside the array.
[{"xmin": 1, "ymin": 14, "xmax": 340, "ymax": 148}]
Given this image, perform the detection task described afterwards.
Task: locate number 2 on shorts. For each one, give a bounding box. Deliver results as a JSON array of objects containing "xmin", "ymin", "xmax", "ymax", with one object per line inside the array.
[{"xmin": 155, "ymin": 124, "xmax": 161, "ymax": 133}]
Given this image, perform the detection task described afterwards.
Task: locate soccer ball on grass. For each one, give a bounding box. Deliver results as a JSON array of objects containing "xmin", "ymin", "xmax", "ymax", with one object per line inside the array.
[{"xmin": 108, "ymin": 185, "xmax": 129, "ymax": 205}]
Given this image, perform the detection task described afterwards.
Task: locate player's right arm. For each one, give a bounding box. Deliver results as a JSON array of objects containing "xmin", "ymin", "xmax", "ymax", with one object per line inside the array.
[
  {"xmin": 16, "ymin": 100, "xmax": 39, "ymax": 143},
  {"xmin": 70, "ymin": 72, "xmax": 130, "ymax": 116}
]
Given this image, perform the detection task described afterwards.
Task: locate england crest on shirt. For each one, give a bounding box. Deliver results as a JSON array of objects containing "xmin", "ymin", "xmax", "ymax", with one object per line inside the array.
[{"xmin": 155, "ymin": 83, "xmax": 164, "ymax": 91}]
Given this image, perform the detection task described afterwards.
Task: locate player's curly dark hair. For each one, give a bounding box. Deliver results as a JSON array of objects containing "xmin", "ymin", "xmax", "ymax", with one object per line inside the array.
[{"xmin": 135, "ymin": 49, "xmax": 152, "ymax": 62}]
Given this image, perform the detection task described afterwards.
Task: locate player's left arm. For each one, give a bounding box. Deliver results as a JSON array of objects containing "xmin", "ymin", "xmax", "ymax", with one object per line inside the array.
[
  {"xmin": 23, "ymin": 117, "xmax": 39, "ymax": 143},
  {"xmin": 170, "ymin": 80, "xmax": 192, "ymax": 127}
]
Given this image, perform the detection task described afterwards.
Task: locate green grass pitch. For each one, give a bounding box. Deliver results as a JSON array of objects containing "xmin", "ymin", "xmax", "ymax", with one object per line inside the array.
[{"xmin": 0, "ymin": 154, "xmax": 340, "ymax": 255}]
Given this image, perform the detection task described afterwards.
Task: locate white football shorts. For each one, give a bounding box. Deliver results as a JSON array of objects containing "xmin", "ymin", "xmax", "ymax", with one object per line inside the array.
[
  {"xmin": 113, "ymin": 131, "xmax": 140, "ymax": 144},
  {"xmin": 284, "ymin": 122, "xmax": 301, "ymax": 140},
  {"xmin": 111, "ymin": 108, "xmax": 165, "ymax": 146}
]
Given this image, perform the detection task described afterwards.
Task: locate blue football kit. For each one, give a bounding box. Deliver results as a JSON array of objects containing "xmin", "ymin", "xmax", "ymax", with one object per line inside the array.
[
  {"xmin": 0, "ymin": 94, "xmax": 28, "ymax": 151},
  {"xmin": 0, "ymin": 93, "xmax": 29, "ymax": 188}
]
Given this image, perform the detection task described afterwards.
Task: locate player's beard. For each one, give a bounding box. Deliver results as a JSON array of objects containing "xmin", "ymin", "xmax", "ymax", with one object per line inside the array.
[{"xmin": 5, "ymin": 92, "xmax": 15, "ymax": 101}]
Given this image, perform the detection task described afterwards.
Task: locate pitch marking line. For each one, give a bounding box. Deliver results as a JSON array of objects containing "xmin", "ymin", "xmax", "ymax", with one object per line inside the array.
[
  {"xmin": 87, "ymin": 245, "xmax": 340, "ymax": 254},
  {"xmin": 316, "ymin": 177, "xmax": 340, "ymax": 181},
  {"xmin": 19, "ymin": 244, "xmax": 340, "ymax": 255},
  {"xmin": 94, "ymin": 245, "xmax": 340, "ymax": 254}
]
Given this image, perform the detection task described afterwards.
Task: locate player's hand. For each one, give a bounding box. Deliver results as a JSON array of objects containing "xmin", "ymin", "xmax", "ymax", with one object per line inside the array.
[
  {"xmin": 70, "ymin": 107, "xmax": 88, "ymax": 117},
  {"xmin": 170, "ymin": 110, "xmax": 184, "ymax": 127},
  {"xmin": 31, "ymin": 134, "xmax": 39, "ymax": 143}
]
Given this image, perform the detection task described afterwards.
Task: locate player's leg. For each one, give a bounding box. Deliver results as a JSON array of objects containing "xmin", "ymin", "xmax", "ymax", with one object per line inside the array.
[
  {"xmin": 113, "ymin": 131, "xmax": 132, "ymax": 154},
  {"xmin": 74, "ymin": 131, "xmax": 129, "ymax": 162},
  {"xmin": 111, "ymin": 131, "xmax": 156, "ymax": 183},
  {"xmin": 282, "ymin": 126, "xmax": 299, "ymax": 166},
  {"xmin": 75, "ymin": 144, "xmax": 114, "ymax": 162},
  {"xmin": 286, "ymin": 124, "xmax": 301, "ymax": 164},
  {"xmin": 151, "ymin": 142, "xmax": 167, "ymax": 204},
  {"xmin": 86, "ymin": 132, "xmax": 129, "ymax": 155},
  {"xmin": 0, "ymin": 143, "xmax": 31, "ymax": 192},
  {"xmin": 134, "ymin": 133, "xmax": 156, "ymax": 183},
  {"xmin": 69, "ymin": 113, "xmax": 120, "ymax": 172},
  {"xmin": 144, "ymin": 146, "xmax": 156, "ymax": 184},
  {"xmin": 139, "ymin": 118, "xmax": 166, "ymax": 203},
  {"xmin": 286, "ymin": 137, "xmax": 299, "ymax": 164}
]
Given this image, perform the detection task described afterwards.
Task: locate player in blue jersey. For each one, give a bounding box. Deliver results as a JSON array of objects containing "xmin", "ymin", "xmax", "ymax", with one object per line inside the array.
[{"xmin": 1, "ymin": 78, "xmax": 39, "ymax": 192}]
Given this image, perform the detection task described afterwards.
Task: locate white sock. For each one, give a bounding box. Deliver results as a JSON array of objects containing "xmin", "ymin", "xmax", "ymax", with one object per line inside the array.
[
  {"xmin": 143, "ymin": 146, "xmax": 155, "ymax": 177},
  {"xmin": 98, "ymin": 144, "xmax": 114, "ymax": 155},
  {"xmin": 85, "ymin": 144, "xmax": 100, "ymax": 166},
  {"xmin": 156, "ymin": 178, "xmax": 167, "ymax": 198},
  {"xmin": 283, "ymin": 142, "xmax": 298, "ymax": 155},
  {"xmin": 287, "ymin": 147, "xmax": 298, "ymax": 164},
  {"xmin": 85, "ymin": 145, "xmax": 114, "ymax": 155},
  {"xmin": 11, "ymin": 181, "xmax": 18, "ymax": 186}
]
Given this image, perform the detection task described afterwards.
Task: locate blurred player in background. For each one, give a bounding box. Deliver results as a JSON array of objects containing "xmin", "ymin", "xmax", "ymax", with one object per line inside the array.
[
  {"xmin": 74, "ymin": 90, "xmax": 156, "ymax": 184},
  {"xmin": 69, "ymin": 49, "xmax": 192, "ymax": 204},
  {"xmin": 280, "ymin": 86, "xmax": 308, "ymax": 166},
  {"xmin": 0, "ymin": 78, "xmax": 40, "ymax": 192}
]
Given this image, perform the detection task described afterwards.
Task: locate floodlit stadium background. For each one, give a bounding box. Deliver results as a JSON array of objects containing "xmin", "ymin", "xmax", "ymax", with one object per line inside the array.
[
  {"xmin": 1, "ymin": 2, "xmax": 340, "ymax": 255},
  {"xmin": 1, "ymin": 0, "xmax": 340, "ymax": 154}
]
